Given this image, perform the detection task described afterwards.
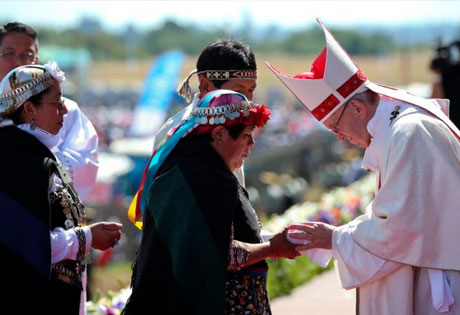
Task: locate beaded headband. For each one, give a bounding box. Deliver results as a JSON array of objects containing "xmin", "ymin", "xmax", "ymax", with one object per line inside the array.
[
  {"xmin": 177, "ymin": 68, "xmax": 257, "ymax": 103},
  {"xmin": 201, "ymin": 70, "xmax": 257, "ymax": 80},
  {"xmin": 190, "ymin": 90, "xmax": 270, "ymax": 136},
  {"xmin": 191, "ymin": 100, "xmax": 253, "ymax": 125},
  {"xmin": 0, "ymin": 71, "xmax": 53, "ymax": 116}
]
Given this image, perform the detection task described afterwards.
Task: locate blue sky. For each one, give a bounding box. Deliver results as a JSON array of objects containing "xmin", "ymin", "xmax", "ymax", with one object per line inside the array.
[{"xmin": 1, "ymin": 1, "xmax": 460, "ymax": 31}]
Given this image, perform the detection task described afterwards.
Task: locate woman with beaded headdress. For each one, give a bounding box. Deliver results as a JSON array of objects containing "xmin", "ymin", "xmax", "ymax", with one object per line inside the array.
[
  {"xmin": 127, "ymin": 38, "xmax": 259, "ymax": 229},
  {"xmin": 0, "ymin": 62, "xmax": 122, "ymax": 315},
  {"xmin": 123, "ymin": 90, "xmax": 300, "ymax": 315}
]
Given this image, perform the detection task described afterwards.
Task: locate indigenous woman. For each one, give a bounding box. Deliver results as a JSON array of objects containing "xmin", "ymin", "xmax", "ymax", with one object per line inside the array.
[
  {"xmin": 123, "ymin": 90, "xmax": 299, "ymax": 315},
  {"xmin": 0, "ymin": 62, "xmax": 122, "ymax": 315}
]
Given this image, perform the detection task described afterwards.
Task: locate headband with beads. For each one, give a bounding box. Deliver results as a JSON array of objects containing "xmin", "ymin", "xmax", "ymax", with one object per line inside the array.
[
  {"xmin": 191, "ymin": 100, "xmax": 253, "ymax": 125},
  {"xmin": 177, "ymin": 69, "xmax": 257, "ymax": 103}
]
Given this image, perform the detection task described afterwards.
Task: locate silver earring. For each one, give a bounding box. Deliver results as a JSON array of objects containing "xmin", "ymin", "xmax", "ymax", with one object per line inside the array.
[
  {"xmin": 30, "ymin": 119, "xmax": 36, "ymax": 131},
  {"xmin": 216, "ymin": 140, "xmax": 223, "ymax": 147}
]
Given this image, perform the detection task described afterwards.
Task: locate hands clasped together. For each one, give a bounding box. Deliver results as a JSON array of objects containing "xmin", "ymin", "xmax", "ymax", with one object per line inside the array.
[
  {"xmin": 268, "ymin": 221, "xmax": 336, "ymax": 261},
  {"xmin": 287, "ymin": 222, "xmax": 335, "ymax": 251},
  {"xmin": 267, "ymin": 228, "xmax": 302, "ymax": 259}
]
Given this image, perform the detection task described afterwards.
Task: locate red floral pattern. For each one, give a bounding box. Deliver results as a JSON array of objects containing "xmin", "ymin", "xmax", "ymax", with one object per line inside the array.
[{"xmin": 225, "ymin": 273, "xmax": 271, "ymax": 315}]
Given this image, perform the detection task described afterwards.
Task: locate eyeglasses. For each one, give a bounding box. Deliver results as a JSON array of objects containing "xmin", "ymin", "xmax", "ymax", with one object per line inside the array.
[
  {"xmin": 330, "ymin": 101, "xmax": 349, "ymax": 135},
  {"xmin": 39, "ymin": 99, "xmax": 66, "ymax": 111},
  {"xmin": 0, "ymin": 51, "xmax": 36, "ymax": 63}
]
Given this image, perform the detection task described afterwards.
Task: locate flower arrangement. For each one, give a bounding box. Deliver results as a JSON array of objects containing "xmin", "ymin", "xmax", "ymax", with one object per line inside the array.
[
  {"xmin": 263, "ymin": 172, "xmax": 376, "ymax": 233},
  {"xmin": 86, "ymin": 287, "xmax": 132, "ymax": 315}
]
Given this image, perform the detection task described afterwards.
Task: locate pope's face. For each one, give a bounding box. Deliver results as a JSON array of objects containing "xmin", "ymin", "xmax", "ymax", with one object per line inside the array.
[{"xmin": 323, "ymin": 101, "xmax": 372, "ymax": 148}]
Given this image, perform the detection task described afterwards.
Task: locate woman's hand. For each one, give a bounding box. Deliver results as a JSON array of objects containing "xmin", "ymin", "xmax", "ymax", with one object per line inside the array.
[
  {"xmin": 268, "ymin": 228, "xmax": 302, "ymax": 259},
  {"xmin": 89, "ymin": 222, "xmax": 123, "ymax": 250}
]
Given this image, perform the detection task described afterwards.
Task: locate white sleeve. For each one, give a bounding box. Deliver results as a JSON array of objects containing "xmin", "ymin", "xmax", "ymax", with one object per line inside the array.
[
  {"xmin": 332, "ymin": 220, "xmax": 402, "ymax": 289},
  {"xmin": 51, "ymin": 226, "xmax": 92, "ymax": 264},
  {"xmin": 233, "ymin": 164, "xmax": 245, "ymax": 187},
  {"xmin": 54, "ymin": 99, "xmax": 99, "ymax": 201}
]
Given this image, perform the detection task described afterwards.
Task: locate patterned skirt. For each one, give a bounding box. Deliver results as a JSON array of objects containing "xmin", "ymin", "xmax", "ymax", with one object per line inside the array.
[{"xmin": 225, "ymin": 269, "xmax": 271, "ymax": 315}]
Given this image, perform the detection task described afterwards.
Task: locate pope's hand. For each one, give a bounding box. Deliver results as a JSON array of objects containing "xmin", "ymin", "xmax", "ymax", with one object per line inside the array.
[
  {"xmin": 287, "ymin": 222, "xmax": 335, "ymax": 251},
  {"xmin": 89, "ymin": 222, "xmax": 123, "ymax": 251}
]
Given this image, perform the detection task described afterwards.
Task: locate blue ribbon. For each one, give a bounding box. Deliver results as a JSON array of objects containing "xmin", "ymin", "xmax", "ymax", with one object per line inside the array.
[{"xmin": 0, "ymin": 191, "xmax": 51, "ymax": 277}]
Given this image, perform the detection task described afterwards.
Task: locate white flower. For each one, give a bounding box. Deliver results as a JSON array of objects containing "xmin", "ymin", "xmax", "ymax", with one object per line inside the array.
[{"xmin": 43, "ymin": 61, "xmax": 66, "ymax": 84}]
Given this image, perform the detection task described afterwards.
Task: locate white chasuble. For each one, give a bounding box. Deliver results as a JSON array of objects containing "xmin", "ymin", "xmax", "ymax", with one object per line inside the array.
[{"xmin": 332, "ymin": 96, "xmax": 460, "ymax": 314}]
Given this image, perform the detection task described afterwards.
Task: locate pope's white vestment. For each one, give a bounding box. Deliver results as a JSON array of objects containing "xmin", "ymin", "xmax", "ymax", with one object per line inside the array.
[{"xmin": 332, "ymin": 96, "xmax": 460, "ymax": 314}]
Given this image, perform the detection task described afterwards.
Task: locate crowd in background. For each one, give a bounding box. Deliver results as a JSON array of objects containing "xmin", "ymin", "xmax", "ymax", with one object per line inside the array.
[{"xmin": 77, "ymin": 85, "xmax": 323, "ymax": 151}]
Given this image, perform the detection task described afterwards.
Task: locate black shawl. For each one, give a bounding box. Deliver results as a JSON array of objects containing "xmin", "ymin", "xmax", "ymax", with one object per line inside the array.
[{"xmin": 124, "ymin": 137, "xmax": 266, "ymax": 315}]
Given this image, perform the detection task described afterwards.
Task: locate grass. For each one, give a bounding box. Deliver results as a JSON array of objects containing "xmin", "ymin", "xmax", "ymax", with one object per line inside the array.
[
  {"xmin": 88, "ymin": 261, "xmax": 132, "ymax": 300},
  {"xmin": 267, "ymin": 253, "xmax": 333, "ymax": 299}
]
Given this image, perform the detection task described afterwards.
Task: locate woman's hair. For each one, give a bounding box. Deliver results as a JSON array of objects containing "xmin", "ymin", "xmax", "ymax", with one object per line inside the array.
[
  {"xmin": 227, "ymin": 124, "xmax": 247, "ymax": 139},
  {"xmin": 196, "ymin": 39, "xmax": 256, "ymax": 88},
  {"xmin": 9, "ymin": 89, "xmax": 46, "ymax": 125},
  {"xmin": 191, "ymin": 124, "xmax": 246, "ymax": 143}
]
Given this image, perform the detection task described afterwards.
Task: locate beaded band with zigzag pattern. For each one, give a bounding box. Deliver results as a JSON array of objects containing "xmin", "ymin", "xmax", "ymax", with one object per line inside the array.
[{"xmin": 0, "ymin": 71, "xmax": 54, "ymax": 115}]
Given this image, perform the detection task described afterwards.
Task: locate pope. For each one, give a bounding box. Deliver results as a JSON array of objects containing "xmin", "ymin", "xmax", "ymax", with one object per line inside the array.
[{"xmin": 268, "ymin": 18, "xmax": 460, "ymax": 314}]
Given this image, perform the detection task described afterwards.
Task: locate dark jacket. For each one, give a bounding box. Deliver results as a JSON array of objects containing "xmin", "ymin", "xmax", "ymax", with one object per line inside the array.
[{"xmin": 0, "ymin": 126, "xmax": 81, "ymax": 315}]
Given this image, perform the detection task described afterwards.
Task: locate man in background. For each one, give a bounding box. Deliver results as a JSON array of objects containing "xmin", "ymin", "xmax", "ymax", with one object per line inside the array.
[
  {"xmin": 430, "ymin": 40, "xmax": 460, "ymax": 128},
  {"xmin": 178, "ymin": 38, "xmax": 258, "ymax": 186}
]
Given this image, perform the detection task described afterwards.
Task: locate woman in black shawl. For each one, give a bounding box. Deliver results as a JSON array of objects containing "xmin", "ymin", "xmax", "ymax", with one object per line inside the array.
[
  {"xmin": 0, "ymin": 63, "xmax": 122, "ymax": 315},
  {"xmin": 124, "ymin": 90, "xmax": 299, "ymax": 315}
]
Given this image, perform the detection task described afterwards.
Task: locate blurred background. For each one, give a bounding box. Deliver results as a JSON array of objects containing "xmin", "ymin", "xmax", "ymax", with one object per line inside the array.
[{"xmin": 3, "ymin": 0, "xmax": 460, "ymax": 303}]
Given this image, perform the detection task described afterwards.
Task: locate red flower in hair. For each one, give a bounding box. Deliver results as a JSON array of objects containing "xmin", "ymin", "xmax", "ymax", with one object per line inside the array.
[
  {"xmin": 192, "ymin": 103, "xmax": 271, "ymax": 136},
  {"xmin": 252, "ymin": 105, "xmax": 271, "ymax": 127}
]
